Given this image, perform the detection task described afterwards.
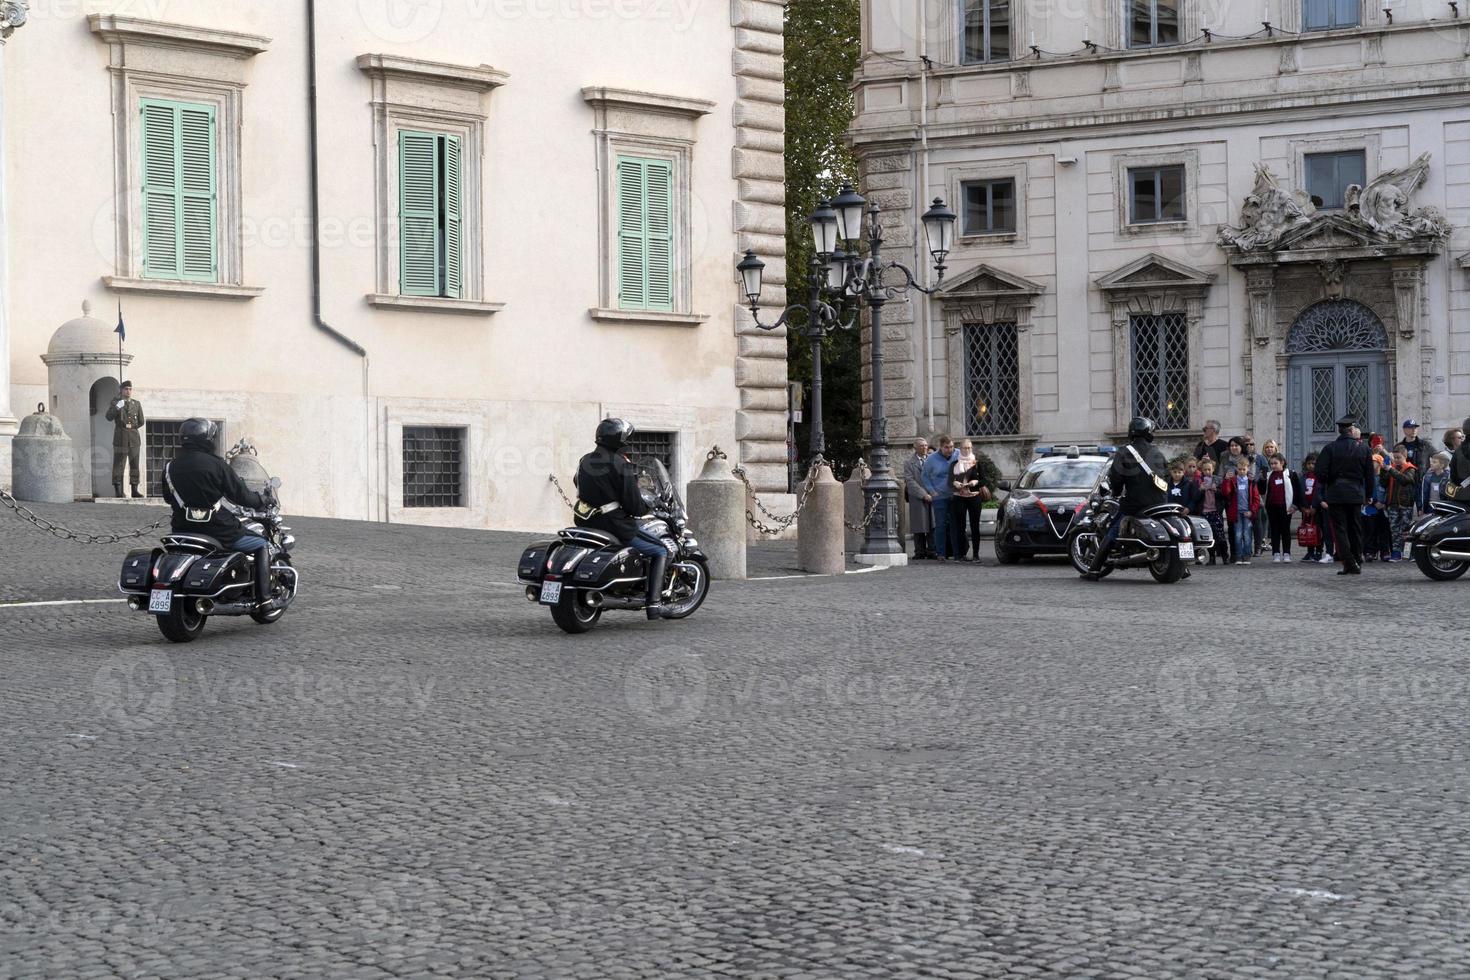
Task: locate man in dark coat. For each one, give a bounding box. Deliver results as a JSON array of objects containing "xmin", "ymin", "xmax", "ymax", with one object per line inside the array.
[
  {"xmin": 1083, "ymin": 416, "xmax": 1169, "ymax": 579},
  {"xmin": 1449, "ymin": 416, "xmax": 1470, "ymax": 499},
  {"xmin": 104, "ymin": 380, "xmax": 145, "ymax": 497},
  {"xmin": 1193, "ymin": 420, "xmax": 1229, "ymax": 466},
  {"xmin": 573, "ymin": 418, "xmax": 670, "ymax": 619},
  {"xmin": 1315, "ymin": 416, "xmax": 1374, "ymax": 574},
  {"xmin": 1400, "ymin": 418, "xmax": 1431, "ymax": 474}
]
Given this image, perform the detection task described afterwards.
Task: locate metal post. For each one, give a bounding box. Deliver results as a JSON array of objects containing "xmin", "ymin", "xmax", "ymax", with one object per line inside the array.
[{"xmin": 857, "ymin": 205, "xmax": 905, "ymax": 565}]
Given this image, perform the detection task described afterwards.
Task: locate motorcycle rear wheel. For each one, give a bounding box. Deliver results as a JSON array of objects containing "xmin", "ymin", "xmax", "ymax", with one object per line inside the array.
[
  {"xmin": 551, "ymin": 589, "xmax": 602, "ymax": 634},
  {"xmin": 1149, "ymin": 548, "xmax": 1186, "ymax": 584},
  {"xmin": 1413, "ymin": 545, "xmax": 1470, "ymax": 581},
  {"xmin": 157, "ymin": 598, "xmax": 208, "ymax": 643}
]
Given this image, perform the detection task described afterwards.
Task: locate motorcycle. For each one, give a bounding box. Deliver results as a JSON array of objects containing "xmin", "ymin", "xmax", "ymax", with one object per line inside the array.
[
  {"xmin": 518, "ymin": 459, "xmax": 709, "ymax": 634},
  {"xmin": 1406, "ymin": 499, "xmax": 1470, "ymax": 580},
  {"xmin": 117, "ymin": 439, "xmax": 299, "ymax": 643},
  {"xmin": 1066, "ymin": 476, "xmax": 1213, "ymax": 584}
]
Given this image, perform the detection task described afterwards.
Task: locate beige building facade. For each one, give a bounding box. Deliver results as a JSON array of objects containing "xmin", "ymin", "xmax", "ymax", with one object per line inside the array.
[
  {"xmin": 851, "ymin": 0, "xmax": 1469, "ymax": 471},
  {"xmin": 0, "ymin": 0, "xmax": 790, "ymax": 529}
]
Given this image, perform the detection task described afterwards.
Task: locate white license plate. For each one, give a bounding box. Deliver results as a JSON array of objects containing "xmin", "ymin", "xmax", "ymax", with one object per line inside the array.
[
  {"xmin": 1177, "ymin": 542, "xmax": 1195, "ymax": 561},
  {"xmin": 539, "ymin": 580, "xmax": 562, "ymax": 605},
  {"xmin": 148, "ymin": 589, "xmax": 173, "ymax": 614}
]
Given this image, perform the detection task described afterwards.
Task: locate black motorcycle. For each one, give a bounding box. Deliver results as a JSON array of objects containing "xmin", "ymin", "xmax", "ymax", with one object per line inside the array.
[
  {"xmin": 118, "ymin": 439, "xmax": 298, "ymax": 642},
  {"xmin": 518, "ymin": 459, "xmax": 709, "ymax": 634},
  {"xmin": 1066, "ymin": 476, "xmax": 1213, "ymax": 584},
  {"xmin": 1406, "ymin": 499, "xmax": 1470, "ymax": 580}
]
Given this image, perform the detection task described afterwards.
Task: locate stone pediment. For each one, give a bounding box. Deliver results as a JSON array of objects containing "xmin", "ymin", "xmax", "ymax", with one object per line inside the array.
[
  {"xmin": 1095, "ymin": 253, "xmax": 1215, "ymax": 293},
  {"xmin": 935, "ymin": 263, "xmax": 1045, "ymax": 303},
  {"xmin": 1272, "ymin": 213, "xmax": 1380, "ymax": 252}
]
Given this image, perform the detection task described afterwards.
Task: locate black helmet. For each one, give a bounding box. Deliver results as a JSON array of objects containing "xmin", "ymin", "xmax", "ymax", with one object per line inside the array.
[
  {"xmin": 1127, "ymin": 417, "xmax": 1156, "ymax": 442},
  {"xmin": 596, "ymin": 417, "xmax": 634, "ymax": 451},
  {"xmin": 180, "ymin": 417, "xmax": 218, "ymax": 451},
  {"xmin": 1462, "ymin": 416, "xmax": 1470, "ymax": 436}
]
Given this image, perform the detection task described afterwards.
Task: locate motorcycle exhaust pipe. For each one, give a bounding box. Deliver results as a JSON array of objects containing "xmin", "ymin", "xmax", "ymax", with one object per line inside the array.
[
  {"xmin": 198, "ymin": 598, "xmax": 214, "ymax": 615},
  {"xmin": 596, "ymin": 597, "xmax": 645, "ymax": 610},
  {"xmin": 586, "ymin": 592, "xmax": 603, "ymax": 608},
  {"xmin": 1431, "ymin": 547, "xmax": 1470, "ymax": 561}
]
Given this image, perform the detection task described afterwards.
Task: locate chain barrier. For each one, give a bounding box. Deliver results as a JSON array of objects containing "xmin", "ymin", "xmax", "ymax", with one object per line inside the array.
[
  {"xmin": 548, "ymin": 474, "xmax": 577, "ymax": 512},
  {"xmin": 0, "ymin": 486, "xmax": 168, "ymax": 546},
  {"xmin": 844, "ymin": 492, "xmax": 882, "ymax": 533}
]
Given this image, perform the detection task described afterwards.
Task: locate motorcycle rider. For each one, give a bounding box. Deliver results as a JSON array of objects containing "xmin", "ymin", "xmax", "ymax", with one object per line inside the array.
[
  {"xmin": 1450, "ymin": 415, "xmax": 1470, "ymax": 503},
  {"xmin": 1083, "ymin": 416, "xmax": 1171, "ymax": 581},
  {"xmin": 573, "ymin": 418, "xmax": 672, "ymax": 620},
  {"xmin": 161, "ymin": 418, "xmax": 282, "ymax": 611}
]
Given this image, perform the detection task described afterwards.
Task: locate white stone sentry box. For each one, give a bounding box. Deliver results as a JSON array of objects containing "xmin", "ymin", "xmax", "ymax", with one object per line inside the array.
[{"xmin": 40, "ymin": 302, "xmax": 133, "ymax": 501}]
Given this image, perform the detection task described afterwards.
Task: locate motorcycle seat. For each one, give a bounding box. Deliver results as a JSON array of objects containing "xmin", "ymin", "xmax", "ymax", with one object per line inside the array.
[
  {"xmin": 162, "ymin": 533, "xmax": 226, "ymax": 551},
  {"xmin": 1140, "ymin": 503, "xmax": 1185, "ymax": 518},
  {"xmin": 559, "ymin": 527, "xmax": 618, "ymax": 548}
]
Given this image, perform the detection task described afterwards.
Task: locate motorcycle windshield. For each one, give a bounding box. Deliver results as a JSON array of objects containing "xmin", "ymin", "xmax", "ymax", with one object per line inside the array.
[
  {"xmin": 230, "ymin": 454, "xmax": 272, "ymax": 494},
  {"xmin": 638, "ymin": 459, "xmax": 685, "ymax": 521}
]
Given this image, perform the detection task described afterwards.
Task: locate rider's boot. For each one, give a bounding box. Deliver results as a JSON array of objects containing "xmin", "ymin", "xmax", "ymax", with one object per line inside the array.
[
  {"xmin": 251, "ymin": 545, "xmax": 286, "ymax": 612},
  {"xmin": 644, "ymin": 552, "xmax": 671, "ymax": 620},
  {"xmin": 1083, "ymin": 523, "xmax": 1113, "ymax": 581}
]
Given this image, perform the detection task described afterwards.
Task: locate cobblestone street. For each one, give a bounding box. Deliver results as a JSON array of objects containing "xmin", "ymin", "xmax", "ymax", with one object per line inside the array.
[{"xmin": 3, "ymin": 503, "xmax": 1469, "ymax": 978}]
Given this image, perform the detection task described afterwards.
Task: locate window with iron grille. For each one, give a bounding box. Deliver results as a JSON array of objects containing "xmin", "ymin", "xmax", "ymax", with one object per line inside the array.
[
  {"xmin": 1129, "ymin": 0, "xmax": 1180, "ymax": 47},
  {"xmin": 146, "ymin": 419, "xmax": 224, "ymax": 499},
  {"xmin": 960, "ymin": 0, "xmax": 1011, "ymax": 64},
  {"xmin": 623, "ymin": 430, "xmax": 676, "ymax": 474},
  {"xmin": 1127, "ymin": 165, "xmax": 1186, "ymax": 224},
  {"xmin": 1304, "ymin": 150, "xmax": 1365, "ymax": 210},
  {"xmin": 962, "ymin": 322, "xmax": 1020, "ymax": 436},
  {"xmin": 403, "ymin": 426, "xmax": 465, "ymax": 508},
  {"xmin": 961, "ymin": 178, "xmax": 1017, "ymax": 235},
  {"xmin": 1130, "ymin": 313, "xmax": 1190, "ymax": 430}
]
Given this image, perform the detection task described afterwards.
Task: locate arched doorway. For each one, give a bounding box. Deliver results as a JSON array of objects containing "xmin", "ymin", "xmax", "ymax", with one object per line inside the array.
[
  {"xmin": 88, "ymin": 377, "xmax": 119, "ymax": 498},
  {"xmin": 1284, "ymin": 300, "xmax": 1392, "ymax": 462}
]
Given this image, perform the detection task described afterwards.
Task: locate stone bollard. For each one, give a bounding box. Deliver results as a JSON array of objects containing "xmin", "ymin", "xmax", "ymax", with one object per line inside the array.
[
  {"xmin": 11, "ymin": 412, "xmax": 74, "ymax": 503},
  {"xmin": 797, "ymin": 460, "xmax": 844, "ymax": 575},
  {"xmin": 843, "ymin": 459, "xmax": 871, "ymax": 553},
  {"xmin": 686, "ymin": 448, "xmax": 746, "ymax": 581}
]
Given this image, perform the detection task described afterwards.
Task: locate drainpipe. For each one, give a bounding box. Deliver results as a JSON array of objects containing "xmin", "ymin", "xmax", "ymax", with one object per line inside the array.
[
  {"xmin": 916, "ymin": 2, "xmax": 935, "ymax": 432},
  {"xmin": 306, "ymin": 0, "xmax": 374, "ymax": 520}
]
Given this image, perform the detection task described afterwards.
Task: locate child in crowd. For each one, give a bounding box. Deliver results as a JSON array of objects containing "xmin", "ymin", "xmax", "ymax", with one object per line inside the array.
[
  {"xmin": 1422, "ymin": 451, "xmax": 1450, "ymax": 510},
  {"xmin": 1262, "ymin": 454, "xmax": 1302, "ymax": 562},
  {"xmin": 1169, "ymin": 462, "xmax": 1200, "ymax": 514},
  {"xmin": 1381, "ymin": 444, "xmax": 1420, "ymax": 562},
  {"xmin": 1364, "ymin": 454, "xmax": 1392, "ymax": 562},
  {"xmin": 1299, "ymin": 453, "xmax": 1327, "ymax": 563},
  {"xmin": 1197, "ymin": 458, "xmax": 1227, "ymax": 565},
  {"xmin": 1223, "ymin": 464, "xmax": 1260, "ymax": 565}
]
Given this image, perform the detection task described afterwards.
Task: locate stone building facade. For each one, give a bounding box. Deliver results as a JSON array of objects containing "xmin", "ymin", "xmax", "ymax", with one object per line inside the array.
[
  {"xmin": 850, "ymin": 0, "xmax": 1469, "ymax": 471},
  {"xmin": 0, "ymin": 0, "xmax": 788, "ymax": 528}
]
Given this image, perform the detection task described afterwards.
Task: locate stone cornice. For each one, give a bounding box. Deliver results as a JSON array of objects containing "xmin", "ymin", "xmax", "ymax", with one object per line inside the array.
[
  {"xmin": 87, "ymin": 14, "xmax": 270, "ymax": 59},
  {"xmin": 0, "ymin": 1, "xmax": 28, "ymax": 40},
  {"xmin": 581, "ymin": 87, "xmax": 715, "ymax": 120},
  {"xmin": 355, "ymin": 54, "xmax": 508, "ymax": 92}
]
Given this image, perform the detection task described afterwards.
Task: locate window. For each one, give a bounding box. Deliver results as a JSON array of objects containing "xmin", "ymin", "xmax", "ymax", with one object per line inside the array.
[
  {"xmin": 1304, "ymin": 149, "xmax": 1365, "ymax": 210},
  {"xmin": 962, "ymin": 322, "xmax": 1020, "ymax": 436},
  {"xmin": 1302, "ymin": 0, "xmax": 1358, "ymax": 30},
  {"xmin": 961, "ymin": 179, "xmax": 1017, "ymax": 235},
  {"xmin": 146, "ymin": 418, "xmax": 225, "ymax": 498},
  {"xmin": 1128, "ymin": 0, "xmax": 1179, "ymax": 47},
  {"xmin": 1130, "ymin": 313, "xmax": 1190, "ymax": 430},
  {"xmin": 1127, "ymin": 165, "xmax": 1186, "ymax": 224},
  {"xmin": 399, "ymin": 131, "xmax": 463, "ymax": 299},
  {"xmin": 616, "ymin": 156, "xmax": 675, "ymax": 312},
  {"xmin": 402, "ymin": 426, "xmax": 465, "ymax": 508},
  {"xmin": 624, "ymin": 430, "xmax": 676, "ymax": 473},
  {"xmin": 961, "ymin": 0, "xmax": 1012, "ymax": 64},
  {"xmin": 140, "ymin": 99, "xmax": 217, "ymax": 283}
]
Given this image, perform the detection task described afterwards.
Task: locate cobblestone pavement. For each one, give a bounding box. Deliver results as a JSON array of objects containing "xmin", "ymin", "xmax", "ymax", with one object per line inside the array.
[{"xmin": 2, "ymin": 502, "xmax": 1469, "ymax": 978}]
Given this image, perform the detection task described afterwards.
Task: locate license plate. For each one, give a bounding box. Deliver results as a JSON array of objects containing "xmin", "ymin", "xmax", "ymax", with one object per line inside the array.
[
  {"xmin": 1177, "ymin": 542, "xmax": 1195, "ymax": 561},
  {"xmin": 148, "ymin": 589, "xmax": 173, "ymax": 614},
  {"xmin": 539, "ymin": 580, "xmax": 562, "ymax": 605}
]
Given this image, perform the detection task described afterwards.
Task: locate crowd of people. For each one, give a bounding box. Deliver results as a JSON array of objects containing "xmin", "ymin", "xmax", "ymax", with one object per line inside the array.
[{"xmin": 902, "ymin": 435, "xmax": 995, "ymax": 562}]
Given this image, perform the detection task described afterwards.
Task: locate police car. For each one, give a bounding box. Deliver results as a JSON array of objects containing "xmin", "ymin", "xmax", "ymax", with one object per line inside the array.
[{"xmin": 994, "ymin": 445, "xmax": 1117, "ymax": 564}]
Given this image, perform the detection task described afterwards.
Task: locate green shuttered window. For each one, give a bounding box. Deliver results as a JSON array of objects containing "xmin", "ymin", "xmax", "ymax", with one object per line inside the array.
[
  {"xmin": 616, "ymin": 155, "xmax": 674, "ymax": 312},
  {"xmin": 141, "ymin": 99, "xmax": 217, "ymax": 282},
  {"xmin": 399, "ymin": 130, "xmax": 463, "ymax": 298}
]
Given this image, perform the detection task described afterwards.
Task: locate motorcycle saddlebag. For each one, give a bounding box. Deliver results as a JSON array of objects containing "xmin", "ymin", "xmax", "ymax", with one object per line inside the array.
[
  {"xmin": 517, "ymin": 541, "xmax": 555, "ymax": 582},
  {"xmin": 1188, "ymin": 516, "xmax": 1215, "ymax": 546},
  {"xmin": 573, "ymin": 545, "xmax": 637, "ymax": 587},
  {"xmin": 1129, "ymin": 517, "xmax": 1173, "ymax": 546},
  {"xmin": 181, "ymin": 551, "xmax": 249, "ymax": 594},
  {"xmin": 118, "ymin": 548, "xmax": 158, "ymax": 593}
]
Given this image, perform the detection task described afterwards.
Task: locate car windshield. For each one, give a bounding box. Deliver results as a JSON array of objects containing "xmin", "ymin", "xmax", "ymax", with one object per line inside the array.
[{"xmin": 1019, "ymin": 458, "xmax": 1105, "ymax": 490}]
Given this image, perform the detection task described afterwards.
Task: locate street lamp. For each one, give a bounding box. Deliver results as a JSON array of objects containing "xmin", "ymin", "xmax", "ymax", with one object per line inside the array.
[{"xmin": 737, "ymin": 187, "xmax": 957, "ymax": 565}]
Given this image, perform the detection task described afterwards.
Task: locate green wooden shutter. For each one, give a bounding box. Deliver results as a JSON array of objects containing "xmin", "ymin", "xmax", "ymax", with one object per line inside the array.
[
  {"xmin": 616, "ymin": 156, "xmax": 646, "ymax": 309},
  {"xmin": 643, "ymin": 159, "xmax": 674, "ymax": 312},
  {"xmin": 443, "ymin": 135, "xmax": 463, "ymax": 300},
  {"xmin": 141, "ymin": 99, "xmax": 217, "ymax": 282},
  {"xmin": 399, "ymin": 130, "xmax": 441, "ymax": 297}
]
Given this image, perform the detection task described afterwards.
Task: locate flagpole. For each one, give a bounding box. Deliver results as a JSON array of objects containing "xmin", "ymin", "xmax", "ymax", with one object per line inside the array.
[{"xmin": 117, "ymin": 299, "xmax": 123, "ymax": 385}]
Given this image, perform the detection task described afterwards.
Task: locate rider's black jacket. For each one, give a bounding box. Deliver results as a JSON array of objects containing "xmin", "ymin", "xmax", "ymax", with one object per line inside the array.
[
  {"xmin": 1107, "ymin": 438, "xmax": 1169, "ymax": 516},
  {"xmin": 574, "ymin": 446, "xmax": 650, "ymax": 541},
  {"xmin": 1453, "ymin": 441, "xmax": 1470, "ymax": 491},
  {"xmin": 1316, "ymin": 433, "xmax": 1373, "ymax": 505},
  {"xmin": 162, "ymin": 443, "xmax": 266, "ymax": 545}
]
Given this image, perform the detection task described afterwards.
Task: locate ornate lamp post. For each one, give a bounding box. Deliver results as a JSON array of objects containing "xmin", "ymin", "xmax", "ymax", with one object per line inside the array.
[{"xmin": 737, "ymin": 182, "xmax": 956, "ymax": 565}]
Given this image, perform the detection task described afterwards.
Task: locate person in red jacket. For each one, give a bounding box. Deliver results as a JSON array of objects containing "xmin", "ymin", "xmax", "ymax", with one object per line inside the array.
[{"xmin": 1223, "ymin": 462, "xmax": 1262, "ymax": 565}]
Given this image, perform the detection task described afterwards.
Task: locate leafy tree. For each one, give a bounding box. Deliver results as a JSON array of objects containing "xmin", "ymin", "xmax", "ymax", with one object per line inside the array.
[{"xmin": 783, "ymin": 0, "xmax": 862, "ymax": 478}]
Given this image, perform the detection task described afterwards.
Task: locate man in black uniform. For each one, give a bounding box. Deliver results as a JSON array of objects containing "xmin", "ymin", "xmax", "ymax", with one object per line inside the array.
[
  {"xmin": 1449, "ymin": 415, "xmax": 1470, "ymax": 502},
  {"xmin": 573, "ymin": 418, "xmax": 671, "ymax": 620},
  {"xmin": 1314, "ymin": 415, "xmax": 1374, "ymax": 575},
  {"xmin": 1083, "ymin": 416, "xmax": 1170, "ymax": 580},
  {"xmin": 161, "ymin": 418, "xmax": 282, "ymax": 610}
]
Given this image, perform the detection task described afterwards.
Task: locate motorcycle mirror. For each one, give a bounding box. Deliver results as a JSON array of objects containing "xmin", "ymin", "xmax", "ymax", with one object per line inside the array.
[{"xmin": 269, "ymin": 476, "xmax": 282, "ymax": 489}]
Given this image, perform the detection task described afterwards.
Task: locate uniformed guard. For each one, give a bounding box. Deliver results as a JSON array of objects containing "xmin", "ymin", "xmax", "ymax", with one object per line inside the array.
[
  {"xmin": 104, "ymin": 380, "xmax": 145, "ymax": 498},
  {"xmin": 1083, "ymin": 416, "xmax": 1170, "ymax": 580},
  {"xmin": 1314, "ymin": 415, "xmax": 1374, "ymax": 575}
]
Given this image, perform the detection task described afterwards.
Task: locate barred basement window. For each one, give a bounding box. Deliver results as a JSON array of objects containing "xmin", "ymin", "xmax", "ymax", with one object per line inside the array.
[
  {"xmin": 962, "ymin": 322, "xmax": 1020, "ymax": 436},
  {"xmin": 1130, "ymin": 313, "xmax": 1190, "ymax": 430},
  {"xmin": 403, "ymin": 426, "xmax": 466, "ymax": 508},
  {"xmin": 623, "ymin": 430, "xmax": 675, "ymax": 473},
  {"xmin": 146, "ymin": 418, "xmax": 225, "ymax": 498}
]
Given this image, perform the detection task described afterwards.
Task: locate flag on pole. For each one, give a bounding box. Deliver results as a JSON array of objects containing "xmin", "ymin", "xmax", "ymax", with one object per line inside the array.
[{"xmin": 115, "ymin": 301, "xmax": 125, "ymax": 342}]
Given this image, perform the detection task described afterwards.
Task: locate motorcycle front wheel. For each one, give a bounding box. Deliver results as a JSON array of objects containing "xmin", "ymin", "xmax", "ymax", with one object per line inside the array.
[
  {"xmin": 1149, "ymin": 547, "xmax": 1186, "ymax": 584},
  {"xmin": 550, "ymin": 589, "xmax": 602, "ymax": 634},
  {"xmin": 1068, "ymin": 531, "xmax": 1112, "ymax": 579},
  {"xmin": 157, "ymin": 597, "xmax": 208, "ymax": 643},
  {"xmin": 1413, "ymin": 545, "xmax": 1470, "ymax": 581},
  {"xmin": 661, "ymin": 558, "xmax": 710, "ymax": 620}
]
